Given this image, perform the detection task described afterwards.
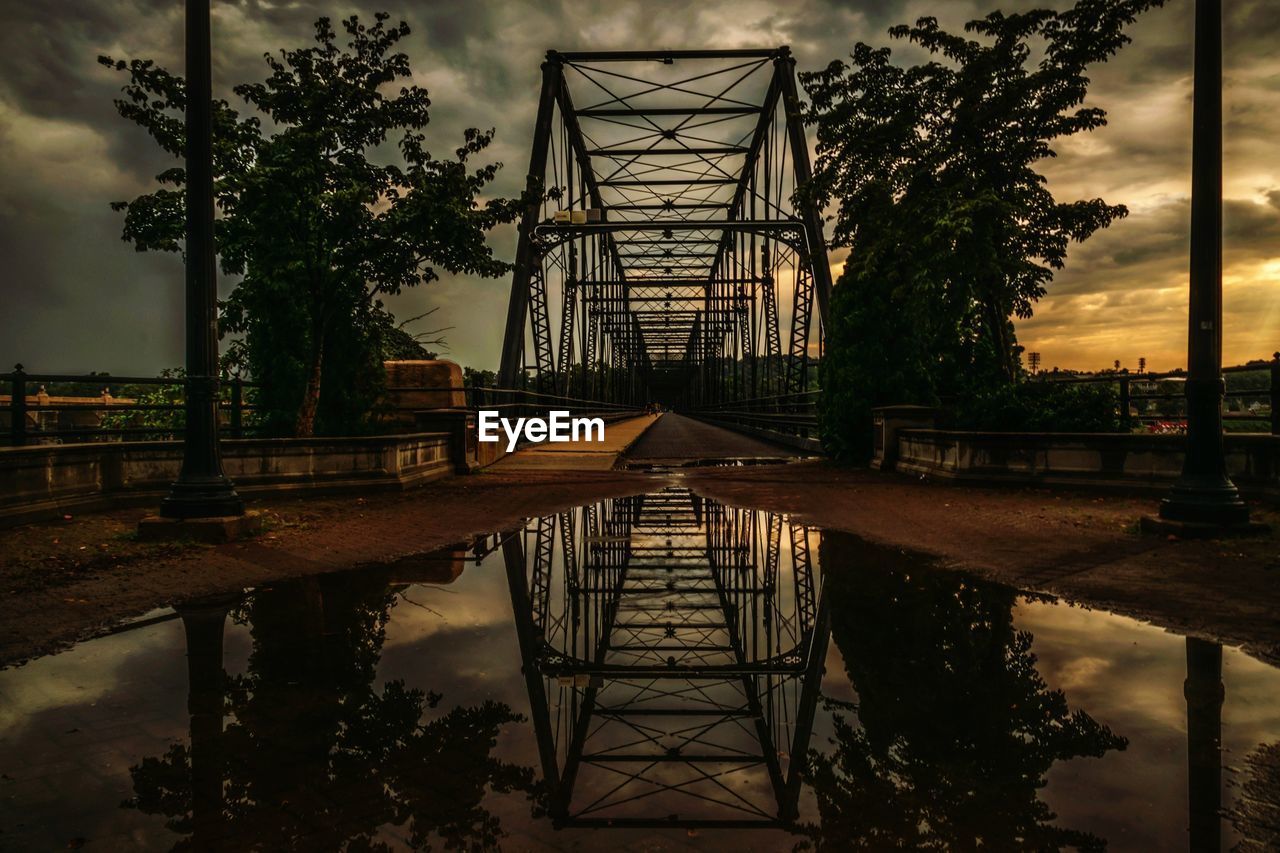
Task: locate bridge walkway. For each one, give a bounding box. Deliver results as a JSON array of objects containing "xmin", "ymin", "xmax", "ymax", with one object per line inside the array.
[
  {"xmin": 487, "ymin": 414, "xmax": 659, "ymax": 472},
  {"xmin": 487, "ymin": 413, "xmax": 802, "ymax": 472},
  {"xmin": 622, "ymin": 413, "xmax": 801, "ymax": 467}
]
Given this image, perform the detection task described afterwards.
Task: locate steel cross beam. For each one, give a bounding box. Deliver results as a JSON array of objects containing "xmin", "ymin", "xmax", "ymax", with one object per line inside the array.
[
  {"xmin": 501, "ymin": 489, "xmax": 829, "ymax": 828},
  {"xmin": 499, "ymin": 47, "xmax": 831, "ymax": 407}
]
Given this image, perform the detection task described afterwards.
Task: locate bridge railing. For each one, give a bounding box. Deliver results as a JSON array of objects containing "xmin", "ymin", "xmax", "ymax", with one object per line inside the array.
[
  {"xmin": 3, "ymin": 365, "xmax": 642, "ymax": 448},
  {"xmin": 3, "ymin": 367, "xmax": 261, "ymax": 447},
  {"xmin": 686, "ymin": 390, "xmax": 821, "ymax": 449},
  {"xmin": 1027, "ymin": 355, "xmax": 1278, "ymax": 434}
]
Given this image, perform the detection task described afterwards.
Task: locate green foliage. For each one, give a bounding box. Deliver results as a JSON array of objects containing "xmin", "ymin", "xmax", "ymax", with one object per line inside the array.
[
  {"xmin": 803, "ymin": 1, "xmax": 1163, "ymax": 461},
  {"xmin": 99, "ymin": 368, "xmax": 186, "ymax": 437},
  {"xmin": 101, "ymin": 13, "xmax": 522, "ymax": 437},
  {"xmin": 462, "ymin": 366, "xmax": 496, "ymax": 388},
  {"xmin": 949, "ymin": 380, "xmax": 1122, "ymax": 432}
]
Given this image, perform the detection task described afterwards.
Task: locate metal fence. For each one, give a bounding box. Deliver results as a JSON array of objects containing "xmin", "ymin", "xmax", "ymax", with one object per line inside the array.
[
  {"xmin": 3, "ymin": 367, "xmax": 259, "ymax": 446},
  {"xmin": 2, "ymin": 364, "xmax": 641, "ymax": 448},
  {"xmin": 1030, "ymin": 356, "xmax": 1279, "ymax": 434}
]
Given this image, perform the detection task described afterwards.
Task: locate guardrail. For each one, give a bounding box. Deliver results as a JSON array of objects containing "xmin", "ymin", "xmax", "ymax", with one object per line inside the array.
[
  {"xmin": 687, "ymin": 389, "xmax": 821, "ymax": 450},
  {"xmin": 1030, "ymin": 355, "xmax": 1278, "ymax": 434}
]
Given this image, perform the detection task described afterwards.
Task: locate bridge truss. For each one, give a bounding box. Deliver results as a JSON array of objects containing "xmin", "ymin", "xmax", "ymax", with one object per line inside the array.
[
  {"xmin": 501, "ymin": 488, "xmax": 830, "ymax": 828},
  {"xmin": 498, "ymin": 48, "xmax": 833, "ymax": 409}
]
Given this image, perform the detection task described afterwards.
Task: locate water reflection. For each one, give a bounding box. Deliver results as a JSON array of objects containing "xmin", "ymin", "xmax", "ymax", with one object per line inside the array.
[
  {"xmin": 126, "ymin": 571, "xmax": 535, "ymax": 850},
  {"xmin": 501, "ymin": 486, "xmax": 830, "ymax": 829},
  {"xmin": 2, "ymin": 490, "xmax": 1278, "ymax": 850},
  {"xmin": 801, "ymin": 539, "xmax": 1129, "ymax": 851}
]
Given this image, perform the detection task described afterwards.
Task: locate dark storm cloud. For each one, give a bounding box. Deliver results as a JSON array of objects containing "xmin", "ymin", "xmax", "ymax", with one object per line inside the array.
[{"xmin": 0, "ymin": 0, "xmax": 1276, "ymax": 374}]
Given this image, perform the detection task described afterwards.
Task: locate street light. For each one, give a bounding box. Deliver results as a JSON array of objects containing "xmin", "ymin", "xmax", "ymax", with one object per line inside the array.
[
  {"xmin": 141, "ymin": 0, "xmax": 248, "ymax": 537},
  {"xmin": 1156, "ymin": 0, "xmax": 1252, "ymax": 529}
]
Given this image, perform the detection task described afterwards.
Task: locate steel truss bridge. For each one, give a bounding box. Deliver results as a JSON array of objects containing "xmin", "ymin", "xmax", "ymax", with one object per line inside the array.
[
  {"xmin": 498, "ymin": 48, "xmax": 833, "ymax": 418},
  {"xmin": 501, "ymin": 487, "xmax": 831, "ymax": 828}
]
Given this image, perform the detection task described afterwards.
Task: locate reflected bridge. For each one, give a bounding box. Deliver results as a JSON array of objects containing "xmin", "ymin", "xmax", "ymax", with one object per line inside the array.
[{"xmin": 501, "ymin": 486, "xmax": 831, "ymax": 828}]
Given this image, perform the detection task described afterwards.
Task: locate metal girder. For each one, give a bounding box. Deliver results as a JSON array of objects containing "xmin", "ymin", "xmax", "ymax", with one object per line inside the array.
[
  {"xmin": 499, "ymin": 57, "xmax": 562, "ymax": 388},
  {"xmin": 501, "ymin": 489, "xmax": 829, "ymax": 828},
  {"xmin": 785, "ymin": 269, "xmax": 814, "ymax": 395},
  {"xmin": 500, "ymin": 47, "xmax": 831, "ymax": 408},
  {"xmin": 559, "ymin": 48, "xmax": 783, "ymax": 61},
  {"xmin": 600, "ymin": 178, "xmax": 738, "ymax": 186},
  {"xmin": 775, "ymin": 48, "xmax": 833, "ymax": 330}
]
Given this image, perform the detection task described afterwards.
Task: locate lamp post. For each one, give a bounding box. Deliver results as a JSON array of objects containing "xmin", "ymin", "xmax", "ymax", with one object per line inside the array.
[
  {"xmin": 1157, "ymin": 0, "xmax": 1250, "ymax": 528},
  {"xmin": 159, "ymin": 0, "xmax": 244, "ymax": 520}
]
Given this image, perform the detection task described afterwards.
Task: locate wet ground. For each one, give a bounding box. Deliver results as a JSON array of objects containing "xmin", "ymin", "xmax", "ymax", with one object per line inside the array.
[{"xmin": 2, "ymin": 486, "xmax": 1278, "ymax": 851}]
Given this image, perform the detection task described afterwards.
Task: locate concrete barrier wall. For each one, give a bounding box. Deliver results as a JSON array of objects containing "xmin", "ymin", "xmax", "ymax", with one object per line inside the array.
[
  {"xmin": 894, "ymin": 430, "xmax": 1279, "ymax": 497},
  {"xmin": 0, "ymin": 433, "xmax": 453, "ymax": 526}
]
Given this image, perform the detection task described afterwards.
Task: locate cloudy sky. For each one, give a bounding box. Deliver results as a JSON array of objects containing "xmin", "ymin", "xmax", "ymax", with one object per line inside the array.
[{"xmin": 1, "ymin": 0, "xmax": 1276, "ymax": 376}]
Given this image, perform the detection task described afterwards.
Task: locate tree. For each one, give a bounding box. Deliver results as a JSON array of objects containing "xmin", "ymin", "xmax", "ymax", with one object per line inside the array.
[
  {"xmin": 102, "ymin": 13, "xmax": 522, "ymax": 437},
  {"xmin": 801, "ymin": 1, "xmax": 1163, "ymax": 461}
]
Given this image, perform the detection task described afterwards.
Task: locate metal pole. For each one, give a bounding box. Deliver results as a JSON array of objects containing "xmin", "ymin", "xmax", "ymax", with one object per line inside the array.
[
  {"xmin": 1270, "ymin": 352, "xmax": 1279, "ymax": 436},
  {"xmin": 1184, "ymin": 638, "xmax": 1223, "ymax": 853},
  {"xmin": 160, "ymin": 0, "xmax": 243, "ymax": 519},
  {"xmin": 177, "ymin": 596, "xmax": 234, "ymax": 849},
  {"xmin": 1119, "ymin": 376, "xmax": 1131, "ymax": 430},
  {"xmin": 9, "ymin": 364, "xmax": 27, "ymax": 447},
  {"xmin": 1159, "ymin": 0, "xmax": 1249, "ymax": 526},
  {"xmin": 230, "ymin": 375, "xmax": 243, "ymax": 439}
]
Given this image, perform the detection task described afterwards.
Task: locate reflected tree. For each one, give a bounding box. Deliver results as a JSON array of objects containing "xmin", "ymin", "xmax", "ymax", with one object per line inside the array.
[
  {"xmin": 801, "ymin": 534, "xmax": 1127, "ymax": 851},
  {"xmin": 126, "ymin": 573, "xmax": 534, "ymax": 850}
]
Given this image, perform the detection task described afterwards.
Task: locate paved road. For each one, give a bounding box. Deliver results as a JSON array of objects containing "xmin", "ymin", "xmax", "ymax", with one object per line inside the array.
[{"xmin": 624, "ymin": 413, "xmax": 800, "ymax": 464}]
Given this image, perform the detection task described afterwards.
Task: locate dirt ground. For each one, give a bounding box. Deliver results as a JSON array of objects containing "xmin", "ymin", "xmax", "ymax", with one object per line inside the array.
[{"xmin": 1, "ymin": 461, "xmax": 1277, "ymax": 668}]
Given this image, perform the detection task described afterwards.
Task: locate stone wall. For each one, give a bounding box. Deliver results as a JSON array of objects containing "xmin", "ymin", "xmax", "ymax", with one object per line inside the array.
[
  {"xmin": 0, "ymin": 432, "xmax": 453, "ymax": 526},
  {"xmin": 891, "ymin": 429, "xmax": 1279, "ymax": 497}
]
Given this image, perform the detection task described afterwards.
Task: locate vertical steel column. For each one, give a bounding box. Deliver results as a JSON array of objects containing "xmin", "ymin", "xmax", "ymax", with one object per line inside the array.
[
  {"xmin": 161, "ymin": 0, "xmax": 243, "ymax": 519},
  {"xmin": 774, "ymin": 47, "xmax": 833, "ymax": 331},
  {"xmin": 499, "ymin": 52, "xmax": 564, "ymax": 388},
  {"xmin": 501, "ymin": 531, "xmax": 564, "ymax": 814},
  {"xmin": 1158, "ymin": 0, "xmax": 1249, "ymax": 526}
]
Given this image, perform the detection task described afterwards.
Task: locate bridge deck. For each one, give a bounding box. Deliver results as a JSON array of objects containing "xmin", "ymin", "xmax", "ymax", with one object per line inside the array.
[
  {"xmin": 487, "ymin": 414, "xmax": 659, "ymax": 472},
  {"xmin": 623, "ymin": 414, "xmax": 799, "ymax": 466}
]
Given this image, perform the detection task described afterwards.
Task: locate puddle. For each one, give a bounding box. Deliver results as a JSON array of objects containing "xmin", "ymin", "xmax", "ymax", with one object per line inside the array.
[{"xmin": 1, "ymin": 486, "xmax": 1278, "ymax": 850}]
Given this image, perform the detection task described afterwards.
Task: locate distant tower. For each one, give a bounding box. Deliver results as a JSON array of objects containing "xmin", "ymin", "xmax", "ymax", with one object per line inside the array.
[
  {"xmin": 1028, "ymin": 352, "xmax": 1041, "ymax": 375},
  {"xmin": 1138, "ymin": 357, "xmax": 1147, "ymax": 374}
]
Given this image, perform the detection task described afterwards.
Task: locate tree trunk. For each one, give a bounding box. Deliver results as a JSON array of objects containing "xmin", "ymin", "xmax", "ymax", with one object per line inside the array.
[
  {"xmin": 982, "ymin": 296, "xmax": 1017, "ymax": 384},
  {"xmin": 295, "ymin": 341, "xmax": 324, "ymax": 437}
]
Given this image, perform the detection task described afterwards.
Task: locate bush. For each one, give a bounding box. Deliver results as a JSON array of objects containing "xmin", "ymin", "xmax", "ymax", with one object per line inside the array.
[{"xmin": 948, "ymin": 381, "xmax": 1122, "ymax": 433}]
